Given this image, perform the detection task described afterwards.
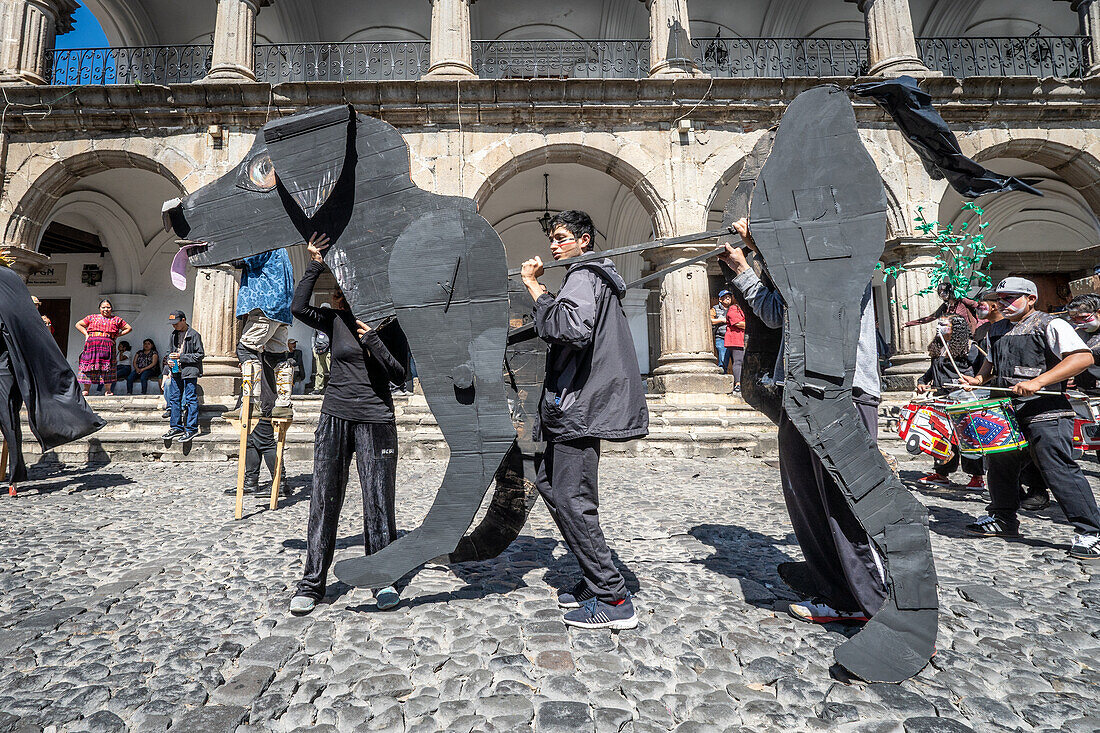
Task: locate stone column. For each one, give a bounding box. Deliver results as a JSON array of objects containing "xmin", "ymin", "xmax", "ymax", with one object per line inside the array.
[
  {"xmin": 190, "ymin": 266, "xmax": 240, "ymax": 398},
  {"xmin": 0, "ymin": 0, "xmax": 77, "ymax": 85},
  {"xmin": 205, "ymin": 0, "xmax": 270, "ymax": 82},
  {"xmin": 424, "ymin": 0, "xmax": 476, "ymax": 79},
  {"xmin": 643, "ymin": 0, "xmax": 701, "ymax": 77},
  {"xmin": 1074, "ymin": 0, "xmax": 1100, "ymax": 76},
  {"xmin": 855, "ymin": 0, "xmax": 932, "ymax": 77},
  {"xmin": 645, "ymin": 245, "xmax": 730, "ymax": 394},
  {"xmin": 882, "ymin": 240, "xmax": 938, "ymax": 391}
]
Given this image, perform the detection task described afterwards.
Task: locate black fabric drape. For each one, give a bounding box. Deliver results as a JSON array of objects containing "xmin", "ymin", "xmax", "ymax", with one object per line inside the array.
[
  {"xmin": 0, "ymin": 266, "xmax": 105, "ymax": 450},
  {"xmin": 851, "ymin": 76, "xmax": 1043, "ymax": 199}
]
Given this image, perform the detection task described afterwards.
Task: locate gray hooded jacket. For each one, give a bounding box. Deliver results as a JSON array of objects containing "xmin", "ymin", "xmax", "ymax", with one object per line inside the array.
[{"xmin": 532, "ymin": 258, "xmax": 650, "ymax": 442}]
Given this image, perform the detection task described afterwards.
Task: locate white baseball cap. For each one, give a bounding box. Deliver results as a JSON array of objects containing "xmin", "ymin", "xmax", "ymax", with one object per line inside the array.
[{"xmin": 995, "ymin": 277, "xmax": 1037, "ymax": 297}]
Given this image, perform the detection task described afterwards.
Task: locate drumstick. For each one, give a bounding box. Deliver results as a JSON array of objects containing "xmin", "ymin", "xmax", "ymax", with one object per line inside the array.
[
  {"xmin": 937, "ymin": 330, "xmax": 966, "ymax": 382},
  {"xmin": 945, "ymin": 382, "xmax": 1065, "ymax": 397}
]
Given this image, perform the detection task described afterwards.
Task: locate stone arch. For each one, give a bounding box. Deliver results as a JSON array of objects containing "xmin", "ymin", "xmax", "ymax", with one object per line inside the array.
[
  {"xmin": 341, "ymin": 26, "xmax": 428, "ymax": 42},
  {"xmin": 79, "ymin": 0, "xmax": 158, "ymax": 47},
  {"xmin": 472, "ymin": 142, "xmax": 672, "ymax": 237},
  {"xmin": 42, "ymin": 190, "xmax": 144, "ymax": 294},
  {"xmin": 968, "ymin": 138, "xmax": 1100, "ymax": 221},
  {"xmin": 4, "ymin": 149, "xmax": 187, "ymax": 255}
]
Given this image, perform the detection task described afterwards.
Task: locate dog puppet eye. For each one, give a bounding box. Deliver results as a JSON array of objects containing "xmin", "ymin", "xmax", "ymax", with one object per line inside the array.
[{"xmin": 247, "ymin": 153, "xmax": 276, "ymax": 190}]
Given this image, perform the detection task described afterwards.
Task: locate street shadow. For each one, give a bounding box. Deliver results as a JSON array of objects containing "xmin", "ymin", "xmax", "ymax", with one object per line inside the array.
[
  {"xmin": 15, "ymin": 461, "xmax": 135, "ymax": 496},
  {"xmin": 689, "ymin": 522, "xmax": 798, "ymax": 610}
]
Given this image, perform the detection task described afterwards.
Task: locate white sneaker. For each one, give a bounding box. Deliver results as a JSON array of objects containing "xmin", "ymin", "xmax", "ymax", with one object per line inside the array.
[
  {"xmin": 788, "ymin": 600, "xmax": 869, "ymax": 624},
  {"xmin": 289, "ymin": 595, "xmax": 316, "ymax": 615},
  {"xmin": 1069, "ymin": 533, "xmax": 1100, "ymax": 560}
]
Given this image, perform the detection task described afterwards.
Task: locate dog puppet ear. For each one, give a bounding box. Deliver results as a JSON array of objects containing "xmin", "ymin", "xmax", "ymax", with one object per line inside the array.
[{"xmin": 263, "ymin": 105, "xmax": 353, "ymax": 219}]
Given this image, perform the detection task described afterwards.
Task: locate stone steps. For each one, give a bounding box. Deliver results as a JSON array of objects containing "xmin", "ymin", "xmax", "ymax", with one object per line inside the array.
[{"xmin": 19, "ymin": 393, "xmax": 917, "ymax": 465}]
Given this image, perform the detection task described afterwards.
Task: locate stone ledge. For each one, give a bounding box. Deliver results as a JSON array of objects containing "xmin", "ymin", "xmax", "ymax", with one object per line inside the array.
[{"xmin": 1, "ymin": 75, "xmax": 1097, "ymax": 133}]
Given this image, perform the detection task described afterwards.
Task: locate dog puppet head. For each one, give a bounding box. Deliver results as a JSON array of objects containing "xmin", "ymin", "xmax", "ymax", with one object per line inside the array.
[{"xmin": 163, "ymin": 106, "xmax": 429, "ymax": 322}]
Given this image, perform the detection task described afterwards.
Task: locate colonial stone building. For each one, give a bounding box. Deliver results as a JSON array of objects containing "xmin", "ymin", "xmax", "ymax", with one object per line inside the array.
[{"xmin": 0, "ymin": 0, "xmax": 1098, "ymax": 395}]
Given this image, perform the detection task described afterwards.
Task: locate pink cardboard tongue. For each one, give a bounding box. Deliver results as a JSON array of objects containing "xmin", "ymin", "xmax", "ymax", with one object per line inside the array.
[{"xmin": 170, "ymin": 245, "xmax": 201, "ymax": 290}]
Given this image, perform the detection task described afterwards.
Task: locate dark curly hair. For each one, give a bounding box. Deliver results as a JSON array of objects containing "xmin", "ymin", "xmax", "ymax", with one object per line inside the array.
[
  {"xmin": 1068, "ymin": 293, "xmax": 1100, "ymax": 314},
  {"xmin": 547, "ymin": 210, "xmax": 595, "ymax": 251}
]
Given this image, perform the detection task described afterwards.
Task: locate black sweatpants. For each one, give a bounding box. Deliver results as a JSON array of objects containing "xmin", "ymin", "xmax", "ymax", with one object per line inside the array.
[
  {"xmin": 297, "ymin": 414, "xmax": 398, "ymax": 600},
  {"xmin": 245, "ymin": 420, "xmax": 278, "ymax": 483},
  {"xmin": 0, "ymin": 349, "xmax": 26, "ymax": 485},
  {"xmin": 987, "ymin": 415, "xmax": 1100, "ymax": 535},
  {"xmin": 778, "ymin": 398, "xmax": 887, "ymax": 617},
  {"xmin": 536, "ymin": 437, "xmax": 629, "ymax": 604}
]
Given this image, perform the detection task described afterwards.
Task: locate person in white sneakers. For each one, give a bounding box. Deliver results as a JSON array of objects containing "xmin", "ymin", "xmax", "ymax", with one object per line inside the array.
[{"xmin": 960, "ymin": 277, "xmax": 1100, "ymax": 560}]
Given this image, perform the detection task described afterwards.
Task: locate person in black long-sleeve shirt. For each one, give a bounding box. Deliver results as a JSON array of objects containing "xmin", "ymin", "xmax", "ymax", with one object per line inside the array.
[
  {"xmin": 289, "ymin": 234, "xmax": 407, "ymax": 616},
  {"xmin": 914, "ymin": 314, "xmax": 985, "ymax": 488}
]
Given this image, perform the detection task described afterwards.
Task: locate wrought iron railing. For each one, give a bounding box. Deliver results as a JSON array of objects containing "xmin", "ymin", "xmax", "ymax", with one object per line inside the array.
[
  {"xmin": 472, "ymin": 39, "xmax": 650, "ymax": 79},
  {"xmin": 50, "ymin": 45, "xmax": 212, "ymax": 85},
  {"xmin": 693, "ymin": 37, "xmax": 869, "ymax": 78},
  {"xmin": 918, "ymin": 36, "xmax": 1091, "ymax": 78},
  {"xmin": 254, "ymin": 42, "xmax": 430, "ymax": 82}
]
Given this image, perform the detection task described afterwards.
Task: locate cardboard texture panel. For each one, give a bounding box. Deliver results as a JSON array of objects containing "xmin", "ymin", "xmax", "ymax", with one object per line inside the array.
[
  {"xmin": 751, "ymin": 85, "xmax": 938, "ymax": 682},
  {"xmin": 721, "ymin": 131, "xmax": 784, "ymax": 425},
  {"xmin": 851, "ymin": 76, "xmax": 1042, "ymax": 199},
  {"xmin": 164, "ymin": 107, "xmax": 531, "ymax": 589}
]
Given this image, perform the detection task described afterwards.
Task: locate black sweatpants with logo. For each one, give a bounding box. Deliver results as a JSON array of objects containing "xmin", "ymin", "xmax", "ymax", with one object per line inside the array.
[
  {"xmin": 297, "ymin": 415, "xmax": 398, "ymax": 600},
  {"xmin": 536, "ymin": 437, "xmax": 630, "ymax": 604}
]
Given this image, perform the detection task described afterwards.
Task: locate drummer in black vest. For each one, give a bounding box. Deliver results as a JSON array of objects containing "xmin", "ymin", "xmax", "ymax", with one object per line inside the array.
[{"xmin": 959, "ymin": 277, "xmax": 1100, "ymax": 560}]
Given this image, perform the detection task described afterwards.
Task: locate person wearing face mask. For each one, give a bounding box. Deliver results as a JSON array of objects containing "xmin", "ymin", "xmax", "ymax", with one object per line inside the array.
[
  {"xmin": 971, "ymin": 290, "xmax": 1002, "ymax": 347},
  {"xmin": 914, "ymin": 315, "xmax": 985, "ymax": 489},
  {"xmin": 904, "ymin": 281, "xmax": 982, "ymax": 334},
  {"xmin": 1067, "ymin": 294, "xmax": 1100, "ymax": 396},
  {"xmin": 959, "ymin": 277, "xmax": 1100, "ymax": 560}
]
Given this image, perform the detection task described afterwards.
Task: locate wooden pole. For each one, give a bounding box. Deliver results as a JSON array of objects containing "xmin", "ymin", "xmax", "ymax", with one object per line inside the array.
[{"xmin": 269, "ymin": 418, "xmax": 290, "ymax": 511}]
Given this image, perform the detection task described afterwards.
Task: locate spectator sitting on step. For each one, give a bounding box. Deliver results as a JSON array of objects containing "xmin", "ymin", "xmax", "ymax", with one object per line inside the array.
[{"xmin": 128, "ymin": 339, "xmax": 160, "ymax": 395}]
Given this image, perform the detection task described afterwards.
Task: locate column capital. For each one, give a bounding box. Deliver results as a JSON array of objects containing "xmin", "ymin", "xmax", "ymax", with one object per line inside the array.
[
  {"xmin": 0, "ymin": 0, "xmax": 79, "ymax": 84},
  {"xmin": 0, "ymin": 246, "xmax": 51, "ymax": 279}
]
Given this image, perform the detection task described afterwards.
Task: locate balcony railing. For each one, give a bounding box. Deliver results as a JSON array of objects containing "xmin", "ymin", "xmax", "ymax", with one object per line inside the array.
[
  {"xmin": 48, "ymin": 36, "xmax": 1095, "ymax": 85},
  {"xmin": 50, "ymin": 45, "xmax": 212, "ymax": 85},
  {"xmin": 694, "ymin": 37, "xmax": 869, "ymax": 78},
  {"xmin": 918, "ymin": 36, "xmax": 1090, "ymax": 78},
  {"xmin": 472, "ymin": 39, "xmax": 651, "ymax": 79},
  {"xmin": 254, "ymin": 42, "xmax": 430, "ymax": 83}
]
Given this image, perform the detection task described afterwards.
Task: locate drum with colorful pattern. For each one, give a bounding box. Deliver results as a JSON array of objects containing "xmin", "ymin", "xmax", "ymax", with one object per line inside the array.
[
  {"xmin": 897, "ymin": 402, "xmax": 955, "ymax": 460},
  {"xmin": 944, "ymin": 398, "xmax": 1028, "ymax": 457}
]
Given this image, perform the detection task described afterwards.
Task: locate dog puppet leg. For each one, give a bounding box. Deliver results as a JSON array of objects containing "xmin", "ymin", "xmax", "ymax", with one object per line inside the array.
[{"xmin": 334, "ymin": 209, "xmax": 516, "ymax": 589}]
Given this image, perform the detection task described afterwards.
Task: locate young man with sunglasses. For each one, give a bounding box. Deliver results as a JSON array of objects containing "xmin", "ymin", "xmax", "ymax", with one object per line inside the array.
[
  {"xmin": 519, "ymin": 210, "xmax": 649, "ymax": 629},
  {"xmin": 959, "ymin": 277, "xmax": 1100, "ymax": 559}
]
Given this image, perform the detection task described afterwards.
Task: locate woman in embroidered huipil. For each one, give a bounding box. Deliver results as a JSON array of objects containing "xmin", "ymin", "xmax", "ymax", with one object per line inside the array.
[{"xmin": 76, "ymin": 299, "xmax": 132, "ymax": 395}]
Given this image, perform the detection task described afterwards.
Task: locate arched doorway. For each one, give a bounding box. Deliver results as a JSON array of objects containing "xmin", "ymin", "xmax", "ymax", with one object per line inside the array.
[
  {"xmin": 9, "ymin": 151, "xmax": 190, "ymax": 371},
  {"xmin": 476, "ymin": 152, "xmax": 665, "ymax": 373},
  {"xmin": 939, "ymin": 141, "xmax": 1100, "ymax": 313}
]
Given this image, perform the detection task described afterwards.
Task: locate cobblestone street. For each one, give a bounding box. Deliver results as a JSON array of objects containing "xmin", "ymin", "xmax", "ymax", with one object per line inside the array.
[{"xmin": 1, "ymin": 455, "xmax": 1098, "ymax": 732}]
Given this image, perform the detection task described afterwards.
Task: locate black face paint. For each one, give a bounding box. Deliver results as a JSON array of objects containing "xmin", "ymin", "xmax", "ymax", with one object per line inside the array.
[{"xmin": 750, "ymin": 85, "xmax": 938, "ymax": 683}]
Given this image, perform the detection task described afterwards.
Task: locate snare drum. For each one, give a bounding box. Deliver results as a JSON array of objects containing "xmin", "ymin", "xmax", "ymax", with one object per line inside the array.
[
  {"xmin": 944, "ymin": 398, "xmax": 1028, "ymax": 457},
  {"xmin": 897, "ymin": 402, "xmax": 955, "ymax": 459}
]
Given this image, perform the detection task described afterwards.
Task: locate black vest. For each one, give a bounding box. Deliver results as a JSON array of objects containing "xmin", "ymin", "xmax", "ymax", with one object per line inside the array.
[{"xmin": 990, "ymin": 311, "xmax": 1070, "ymax": 416}]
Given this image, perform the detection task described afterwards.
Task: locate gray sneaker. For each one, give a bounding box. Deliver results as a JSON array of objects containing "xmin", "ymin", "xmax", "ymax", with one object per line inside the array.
[
  {"xmin": 289, "ymin": 595, "xmax": 316, "ymax": 616},
  {"xmin": 375, "ymin": 586, "xmax": 401, "ymax": 610}
]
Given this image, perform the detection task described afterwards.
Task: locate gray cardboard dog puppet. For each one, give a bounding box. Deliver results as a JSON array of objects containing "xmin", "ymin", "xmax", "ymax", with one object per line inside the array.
[{"xmin": 164, "ymin": 106, "xmax": 521, "ymax": 587}]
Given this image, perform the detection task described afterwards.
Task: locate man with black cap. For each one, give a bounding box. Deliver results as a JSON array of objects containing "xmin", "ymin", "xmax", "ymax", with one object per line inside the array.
[
  {"xmin": 960, "ymin": 277, "xmax": 1100, "ymax": 560},
  {"xmin": 162, "ymin": 310, "xmax": 205, "ymax": 444}
]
